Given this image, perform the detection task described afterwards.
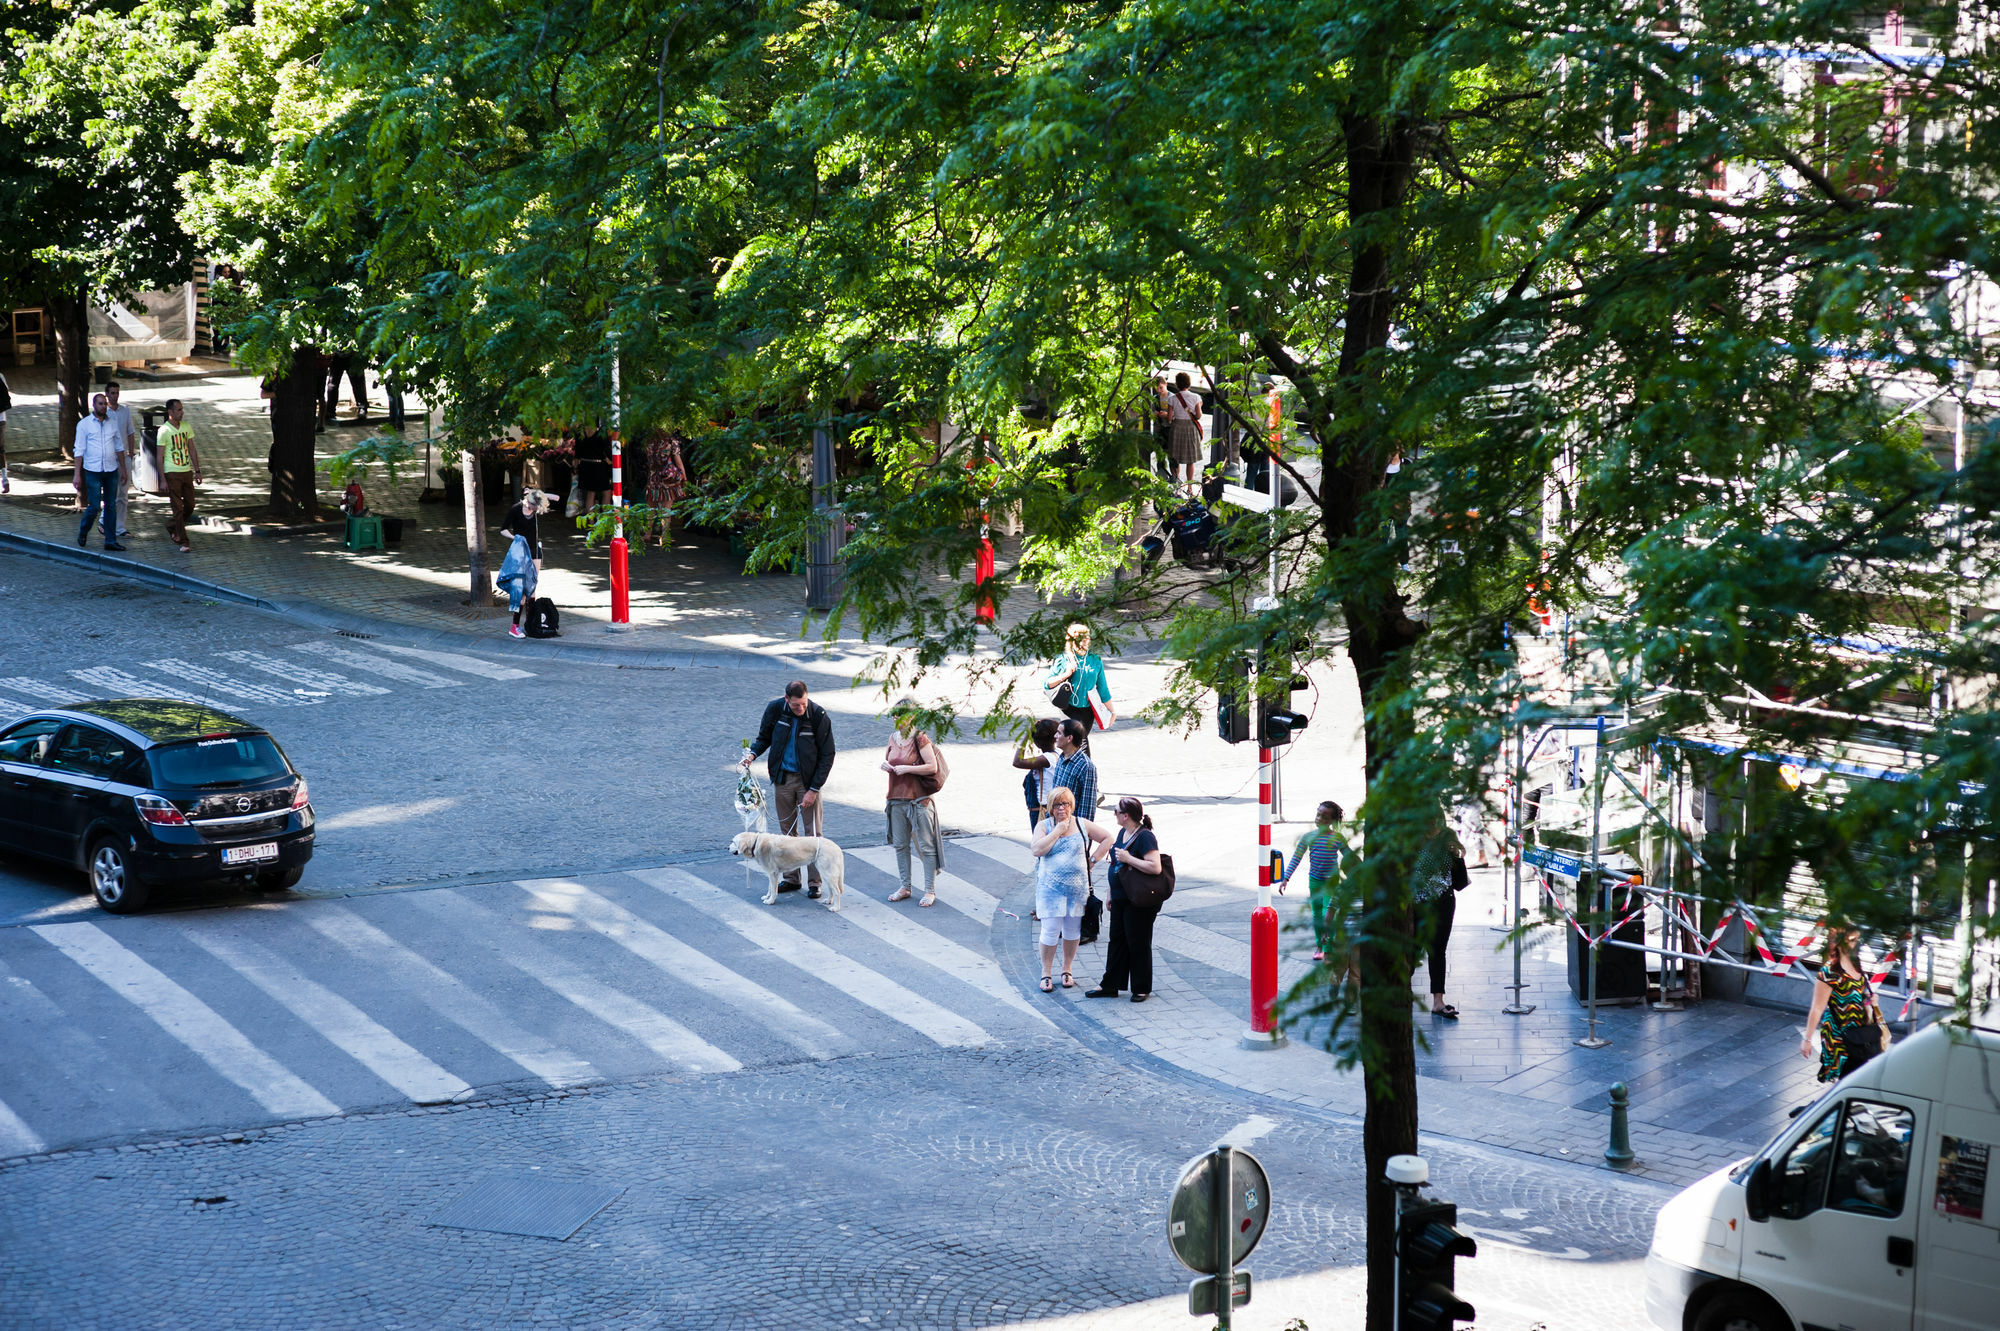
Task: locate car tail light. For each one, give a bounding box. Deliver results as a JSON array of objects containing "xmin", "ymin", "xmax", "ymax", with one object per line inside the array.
[
  {"xmin": 290, "ymin": 779, "xmax": 310, "ymax": 810},
  {"xmin": 134, "ymin": 795, "xmax": 188, "ymax": 826}
]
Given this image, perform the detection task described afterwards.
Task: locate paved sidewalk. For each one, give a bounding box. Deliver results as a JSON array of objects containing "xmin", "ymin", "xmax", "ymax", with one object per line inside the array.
[
  {"xmin": 964, "ymin": 835, "xmax": 1821, "ymax": 1190},
  {"xmin": 0, "ymin": 366, "xmax": 1180, "ymax": 668}
]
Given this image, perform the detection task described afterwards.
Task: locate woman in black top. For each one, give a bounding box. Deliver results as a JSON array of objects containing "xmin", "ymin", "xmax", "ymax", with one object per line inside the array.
[
  {"xmin": 1086, "ymin": 796, "xmax": 1164, "ymax": 1002},
  {"xmin": 499, "ymin": 488, "xmax": 548, "ymax": 561},
  {"xmin": 573, "ymin": 427, "xmax": 613, "ymax": 512}
]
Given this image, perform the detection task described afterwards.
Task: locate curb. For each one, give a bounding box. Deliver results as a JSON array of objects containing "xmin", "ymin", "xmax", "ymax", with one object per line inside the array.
[{"xmin": 0, "ymin": 527, "xmax": 282, "ymax": 613}]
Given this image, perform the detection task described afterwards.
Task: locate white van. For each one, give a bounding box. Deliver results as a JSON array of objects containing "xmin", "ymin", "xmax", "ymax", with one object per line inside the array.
[{"xmin": 1646, "ymin": 1016, "xmax": 2000, "ymax": 1331}]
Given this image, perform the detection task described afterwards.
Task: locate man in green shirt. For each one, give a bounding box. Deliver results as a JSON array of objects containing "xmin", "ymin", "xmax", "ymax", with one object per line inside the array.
[{"xmin": 158, "ymin": 399, "xmax": 202, "ymax": 552}]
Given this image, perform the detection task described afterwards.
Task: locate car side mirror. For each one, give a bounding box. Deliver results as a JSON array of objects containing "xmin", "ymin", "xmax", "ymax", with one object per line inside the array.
[{"xmin": 1745, "ymin": 1159, "xmax": 1773, "ymax": 1223}]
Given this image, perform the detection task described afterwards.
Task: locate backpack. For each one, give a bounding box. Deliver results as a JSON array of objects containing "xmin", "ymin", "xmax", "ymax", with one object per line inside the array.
[
  {"xmin": 913, "ymin": 733, "xmax": 950, "ymax": 797},
  {"xmin": 525, "ymin": 596, "xmax": 561, "ymax": 638}
]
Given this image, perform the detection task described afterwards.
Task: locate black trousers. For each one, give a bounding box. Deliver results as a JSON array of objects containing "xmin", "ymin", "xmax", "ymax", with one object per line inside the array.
[
  {"xmin": 1420, "ymin": 891, "xmax": 1457, "ymax": 995},
  {"xmin": 1099, "ymin": 894, "xmax": 1160, "ymax": 996},
  {"xmin": 1055, "ymin": 696, "xmax": 1096, "ymax": 753}
]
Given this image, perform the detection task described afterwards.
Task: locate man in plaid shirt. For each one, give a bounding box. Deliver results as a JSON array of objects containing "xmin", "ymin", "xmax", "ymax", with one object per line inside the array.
[{"xmin": 1049, "ymin": 718, "xmax": 1099, "ymax": 822}]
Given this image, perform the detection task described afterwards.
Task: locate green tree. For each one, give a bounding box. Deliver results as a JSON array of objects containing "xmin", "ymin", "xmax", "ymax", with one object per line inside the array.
[
  {"xmin": 177, "ymin": 0, "xmax": 376, "ymax": 518},
  {"xmin": 0, "ymin": 0, "xmax": 227, "ymax": 455}
]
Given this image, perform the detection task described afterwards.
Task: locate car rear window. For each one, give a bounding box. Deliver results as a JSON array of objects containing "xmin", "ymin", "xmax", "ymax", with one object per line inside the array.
[{"xmin": 150, "ymin": 735, "xmax": 290, "ymax": 787}]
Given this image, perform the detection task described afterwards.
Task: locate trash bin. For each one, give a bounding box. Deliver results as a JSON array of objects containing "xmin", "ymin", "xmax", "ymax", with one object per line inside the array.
[
  {"xmin": 1567, "ymin": 870, "xmax": 1649, "ymax": 1005},
  {"xmin": 343, "ymin": 513, "xmax": 384, "ymax": 553},
  {"xmin": 379, "ymin": 516, "xmax": 405, "ymax": 546}
]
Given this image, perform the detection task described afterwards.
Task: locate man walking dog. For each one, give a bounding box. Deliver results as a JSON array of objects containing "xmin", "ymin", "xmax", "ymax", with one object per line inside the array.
[{"xmin": 739, "ymin": 681, "xmax": 836, "ymax": 896}]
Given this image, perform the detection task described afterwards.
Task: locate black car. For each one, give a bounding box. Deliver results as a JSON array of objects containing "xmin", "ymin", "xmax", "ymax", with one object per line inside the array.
[{"xmin": 0, "ymin": 699, "xmax": 315, "ymax": 913}]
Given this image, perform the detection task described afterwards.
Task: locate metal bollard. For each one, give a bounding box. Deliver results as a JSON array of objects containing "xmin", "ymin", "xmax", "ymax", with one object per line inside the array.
[{"xmin": 1604, "ymin": 1082, "xmax": 1635, "ymax": 1169}]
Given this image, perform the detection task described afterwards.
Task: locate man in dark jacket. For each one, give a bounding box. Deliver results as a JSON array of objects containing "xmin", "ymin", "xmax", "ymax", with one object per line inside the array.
[{"xmin": 739, "ymin": 680, "xmax": 836, "ymax": 895}]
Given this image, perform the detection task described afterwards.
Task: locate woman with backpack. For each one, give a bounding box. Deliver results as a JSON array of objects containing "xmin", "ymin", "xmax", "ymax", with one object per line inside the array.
[
  {"xmin": 1801, "ymin": 927, "xmax": 1892, "ymax": 1081},
  {"xmin": 881, "ymin": 702, "xmax": 945, "ymax": 906}
]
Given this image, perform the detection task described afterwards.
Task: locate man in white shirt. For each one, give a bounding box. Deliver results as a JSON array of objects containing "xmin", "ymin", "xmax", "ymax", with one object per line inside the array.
[
  {"xmin": 73, "ymin": 393, "xmax": 127, "ymax": 550},
  {"xmin": 103, "ymin": 380, "xmax": 137, "ymax": 536}
]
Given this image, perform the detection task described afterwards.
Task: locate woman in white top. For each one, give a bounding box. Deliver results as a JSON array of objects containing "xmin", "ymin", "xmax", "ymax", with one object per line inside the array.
[{"xmin": 1165, "ymin": 371, "xmax": 1205, "ymax": 490}]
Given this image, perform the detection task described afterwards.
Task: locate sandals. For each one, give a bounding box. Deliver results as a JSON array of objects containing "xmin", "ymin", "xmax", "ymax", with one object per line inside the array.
[
  {"xmin": 887, "ymin": 888, "xmax": 912, "ymax": 902},
  {"xmin": 1040, "ymin": 976, "xmax": 1055, "ymax": 993},
  {"xmin": 919, "ymin": 893, "xmax": 937, "ymax": 908},
  {"xmin": 1433, "ymin": 1004, "xmax": 1460, "ymax": 1020},
  {"xmin": 1062, "ymin": 972, "xmax": 1075, "ymax": 989}
]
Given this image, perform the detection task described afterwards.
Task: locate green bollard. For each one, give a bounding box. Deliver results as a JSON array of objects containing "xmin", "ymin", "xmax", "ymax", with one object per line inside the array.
[{"xmin": 1605, "ymin": 1082, "xmax": 1635, "ymax": 1169}]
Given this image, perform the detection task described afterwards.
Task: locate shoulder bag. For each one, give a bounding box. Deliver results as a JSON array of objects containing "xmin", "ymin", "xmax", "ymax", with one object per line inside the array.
[
  {"xmin": 1843, "ymin": 975, "xmax": 1891, "ymax": 1065},
  {"xmin": 1120, "ymin": 849, "xmax": 1176, "ymax": 910}
]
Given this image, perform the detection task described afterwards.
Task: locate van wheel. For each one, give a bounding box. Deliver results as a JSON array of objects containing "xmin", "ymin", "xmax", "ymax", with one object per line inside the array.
[
  {"xmin": 1694, "ymin": 1289, "xmax": 1792, "ymax": 1331},
  {"xmin": 255, "ymin": 865, "xmax": 303, "ymax": 891},
  {"xmin": 89, "ymin": 837, "xmax": 152, "ymax": 914}
]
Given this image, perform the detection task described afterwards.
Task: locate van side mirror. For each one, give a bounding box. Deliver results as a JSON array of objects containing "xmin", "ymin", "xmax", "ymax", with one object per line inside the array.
[{"xmin": 1744, "ymin": 1159, "xmax": 1772, "ymax": 1223}]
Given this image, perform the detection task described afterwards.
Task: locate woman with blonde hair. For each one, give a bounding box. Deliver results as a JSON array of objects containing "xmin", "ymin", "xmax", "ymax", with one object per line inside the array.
[{"xmin": 1030, "ymin": 786, "xmax": 1108, "ymax": 992}]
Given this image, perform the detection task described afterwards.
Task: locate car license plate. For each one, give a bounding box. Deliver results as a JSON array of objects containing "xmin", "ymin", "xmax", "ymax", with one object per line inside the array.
[{"xmin": 223, "ymin": 842, "xmax": 279, "ymax": 866}]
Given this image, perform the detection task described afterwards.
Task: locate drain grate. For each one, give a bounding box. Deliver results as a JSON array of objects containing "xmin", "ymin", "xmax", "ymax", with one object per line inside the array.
[
  {"xmin": 334, "ymin": 629, "xmax": 380, "ymax": 640},
  {"xmin": 429, "ymin": 1176, "xmax": 623, "ymax": 1240}
]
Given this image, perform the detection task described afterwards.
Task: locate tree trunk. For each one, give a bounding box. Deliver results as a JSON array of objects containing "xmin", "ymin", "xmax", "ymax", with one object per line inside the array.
[
  {"xmin": 1331, "ymin": 108, "xmax": 1425, "ymax": 1331},
  {"xmin": 268, "ymin": 346, "xmax": 321, "ymax": 520},
  {"xmin": 461, "ymin": 446, "xmax": 489, "ymax": 602},
  {"xmin": 48, "ymin": 290, "xmax": 90, "ymax": 462}
]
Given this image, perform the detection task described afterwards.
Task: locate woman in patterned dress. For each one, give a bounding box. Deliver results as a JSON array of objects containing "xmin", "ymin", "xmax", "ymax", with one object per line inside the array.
[
  {"xmin": 1030, "ymin": 786, "xmax": 1110, "ymax": 993},
  {"xmin": 1800, "ymin": 928, "xmax": 1886, "ymax": 1082}
]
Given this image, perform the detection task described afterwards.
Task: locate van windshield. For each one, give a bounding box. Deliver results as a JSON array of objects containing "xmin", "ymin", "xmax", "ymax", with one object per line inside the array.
[
  {"xmin": 150, "ymin": 735, "xmax": 290, "ymax": 787},
  {"xmin": 1733, "ymin": 1082, "xmax": 1845, "ymax": 1180}
]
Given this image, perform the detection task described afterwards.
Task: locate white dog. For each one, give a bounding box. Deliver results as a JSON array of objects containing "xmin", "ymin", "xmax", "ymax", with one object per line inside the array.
[{"xmin": 730, "ymin": 831, "xmax": 845, "ymax": 911}]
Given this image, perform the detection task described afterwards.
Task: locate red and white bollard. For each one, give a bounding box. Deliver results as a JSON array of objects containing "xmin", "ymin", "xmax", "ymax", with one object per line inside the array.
[
  {"xmin": 1246, "ymin": 744, "xmax": 1286, "ymax": 1049},
  {"xmin": 609, "ymin": 428, "xmax": 630, "ymax": 625}
]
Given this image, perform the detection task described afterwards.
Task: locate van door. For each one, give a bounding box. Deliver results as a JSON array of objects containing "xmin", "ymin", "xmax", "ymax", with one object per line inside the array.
[
  {"xmin": 1917, "ymin": 1099, "xmax": 2000, "ymax": 1331},
  {"xmin": 1742, "ymin": 1094, "xmax": 1928, "ymax": 1331}
]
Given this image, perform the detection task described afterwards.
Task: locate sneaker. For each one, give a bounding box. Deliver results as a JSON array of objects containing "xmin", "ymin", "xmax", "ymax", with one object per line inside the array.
[{"xmin": 508, "ymin": 625, "xmax": 525, "ymax": 638}]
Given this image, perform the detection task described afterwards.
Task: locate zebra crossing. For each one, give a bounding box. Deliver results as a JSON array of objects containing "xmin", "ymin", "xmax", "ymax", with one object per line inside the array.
[
  {"xmin": 0, "ymin": 638, "xmax": 533, "ymax": 719},
  {"xmin": 0, "ymin": 841, "xmax": 1058, "ymax": 1159}
]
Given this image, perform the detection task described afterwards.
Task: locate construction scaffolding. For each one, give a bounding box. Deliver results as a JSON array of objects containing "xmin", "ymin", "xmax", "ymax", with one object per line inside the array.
[{"xmin": 1498, "ymin": 700, "xmax": 1992, "ymax": 1045}]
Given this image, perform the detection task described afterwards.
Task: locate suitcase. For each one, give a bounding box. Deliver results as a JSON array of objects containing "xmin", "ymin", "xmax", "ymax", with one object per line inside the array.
[{"xmin": 525, "ymin": 596, "xmax": 561, "ymax": 638}]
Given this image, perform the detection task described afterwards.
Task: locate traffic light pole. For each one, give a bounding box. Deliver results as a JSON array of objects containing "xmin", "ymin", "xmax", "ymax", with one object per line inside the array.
[
  {"xmin": 1243, "ymin": 429, "xmax": 1286, "ymax": 1049},
  {"xmin": 608, "ymin": 344, "xmax": 630, "ymax": 627}
]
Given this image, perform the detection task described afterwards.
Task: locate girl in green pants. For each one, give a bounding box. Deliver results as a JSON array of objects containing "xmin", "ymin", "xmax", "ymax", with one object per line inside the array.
[{"xmin": 1283, "ymin": 801, "xmax": 1353, "ymax": 966}]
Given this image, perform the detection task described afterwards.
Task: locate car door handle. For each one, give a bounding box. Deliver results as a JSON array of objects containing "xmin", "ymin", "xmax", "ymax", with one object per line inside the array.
[
  {"xmin": 71, "ymin": 791, "xmax": 91, "ymax": 799},
  {"xmin": 1887, "ymin": 1235, "xmax": 1915, "ymax": 1268}
]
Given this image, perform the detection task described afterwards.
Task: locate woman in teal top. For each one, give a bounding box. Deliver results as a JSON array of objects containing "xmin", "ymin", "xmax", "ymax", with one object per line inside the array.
[{"xmin": 1043, "ymin": 622, "xmax": 1112, "ymax": 744}]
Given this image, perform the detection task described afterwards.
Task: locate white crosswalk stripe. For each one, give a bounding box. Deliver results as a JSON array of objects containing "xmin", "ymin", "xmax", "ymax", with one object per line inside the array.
[
  {"xmin": 519, "ymin": 878, "xmax": 854, "ymax": 1061},
  {"xmin": 180, "ymin": 925, "xmax": 471, "ymax": 1105},
  {"xmin": 957, "ymin": 835, "xmax": 1036, "ymax": 876},
  {"xmin": 1, "ymin": 844, "xmax": 1043, "ymax": 1158},
  {"xmin": 289, "ymin": 642, "xmax": 462, "ymax": 688},
  {"xmin": 301, "ymin": 905, "xmax": 597, "ymax": 1087},
  {"xmin": 0, "ymin": 694, "xmax": 33, "ymax": 719},
  {"xmin": 0, "ymin": 676, "xmax": 89, "ymax": 703},
  {"xmin": 144, "ymin": 658, "xmax": 310, "ymax": 708},
  {"xmin": 215, "ymin": 649, "xmax": 391, "ymax": 696},
  {"xmin": 367, "ymin": 642, "xmax": 534, "ymax": 681},
  {"xmin": 633, "ymin": 866, "xmax": 997, "ymax": 1048},
  {"xmin": 844, "ymin": 849, "xmax": 1039, "ymax": 1015},
  {"xmin": 850, "ymin": 847, "xmax": 1004, "ymax": 927},
  {"xmin": 0, "ymin": 1095, "xmax": 46, "ymax": 1156},
  {"xmin": 67, "ymin": 666, "xmax": 213, "ymax": 706},
  {"xmin": 410, "ymin": 890, "xmax": 740, "ymax": 1074},
  {"xmin": 30, "ymin": 922, "xmax": 340, "ymax": 1119}
]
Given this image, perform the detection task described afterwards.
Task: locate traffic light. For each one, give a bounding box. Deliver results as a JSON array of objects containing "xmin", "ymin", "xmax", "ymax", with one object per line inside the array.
[
  {"xmin": 1217, "ymin": 657, "xmax": 1250, "ymax": 744},
  {"xmin": 1256, "ymin": 676, "xmax": 1309, "ymax": 747},
  {"xmin": 1397, "ymin": 1199, "xmax": 1476, "ymax": 1331}
]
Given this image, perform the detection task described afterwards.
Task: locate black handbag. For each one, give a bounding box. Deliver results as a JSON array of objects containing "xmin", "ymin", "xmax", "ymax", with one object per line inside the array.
[
  {"xmin": 1449, "ymin": 854, "xmax": 1470, "ymax": 893},
  {"xmin": 1121, "ymin": 852, "xmax": 1176, "ymax": 910},
  {"xmin": 1079, "ymin": 830, "xmax": 1102, "ymax": 943}
]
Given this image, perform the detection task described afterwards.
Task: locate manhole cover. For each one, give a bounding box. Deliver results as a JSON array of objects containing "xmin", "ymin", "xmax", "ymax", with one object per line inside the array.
[{"xmin": 428, "ymin": 1176, "xmax": 624, "ymax": 1240}]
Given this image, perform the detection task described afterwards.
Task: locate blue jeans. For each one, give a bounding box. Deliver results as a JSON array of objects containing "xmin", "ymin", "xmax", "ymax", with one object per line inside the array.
[{"xmin": 78, "ymin": 469, "xmax": 120, "ymax": 543}]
